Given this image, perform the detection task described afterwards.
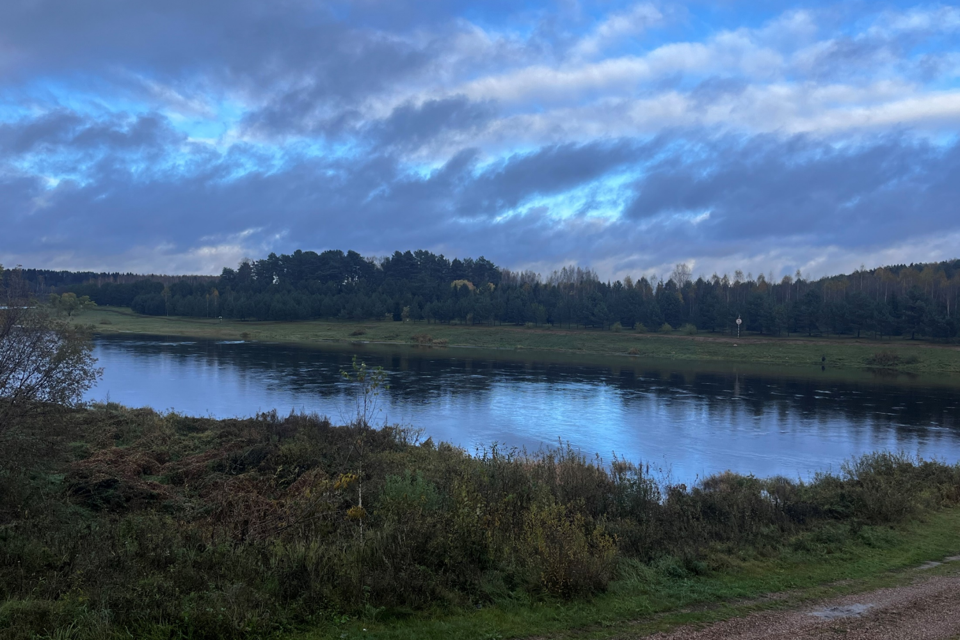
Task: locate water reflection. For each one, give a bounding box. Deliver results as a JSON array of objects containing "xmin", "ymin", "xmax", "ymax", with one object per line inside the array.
[{"xmin": 87, "ymin": 336, "xmax": 960, "ymax": 483}]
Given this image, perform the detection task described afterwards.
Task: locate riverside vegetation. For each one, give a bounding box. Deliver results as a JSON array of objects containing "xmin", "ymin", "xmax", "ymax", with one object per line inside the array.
[
  {"xmin": 4, "ymin": 384, "xmax": 960, "ymax": 639},
  {"xmin": 15, "ymin": 250, "xmax": 960, "ymax": 342},
  {"xmin": 81, "ymin": 305, "xmax": 960, "ymax": 375},
  {"xmin": 6, "ymin": 264, "xmax": 960, "ymax": 639}
]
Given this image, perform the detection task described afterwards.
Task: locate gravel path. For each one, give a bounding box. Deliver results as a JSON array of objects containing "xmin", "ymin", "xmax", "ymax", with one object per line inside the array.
[{"xmin": 642, "ymin": 571, "xmax": 960, "ymax": 639}]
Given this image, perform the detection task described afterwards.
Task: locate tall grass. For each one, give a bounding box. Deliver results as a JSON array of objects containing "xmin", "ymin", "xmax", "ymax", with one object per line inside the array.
[{"xmin": 1, "ymin": 405, "xmax": 959, "ymax": 639}]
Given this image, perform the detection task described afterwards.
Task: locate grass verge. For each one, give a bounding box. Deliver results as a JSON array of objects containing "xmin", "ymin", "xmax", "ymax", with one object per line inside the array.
[{"xmin": 298, "ymin": 509, "xmax": 960, "ymax": 640}]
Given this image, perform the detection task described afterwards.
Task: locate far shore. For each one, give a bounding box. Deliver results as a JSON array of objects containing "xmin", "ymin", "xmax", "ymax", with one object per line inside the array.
[{"xmin": 75, "ymin": 306, "xmax": 960, "ymax": 377}]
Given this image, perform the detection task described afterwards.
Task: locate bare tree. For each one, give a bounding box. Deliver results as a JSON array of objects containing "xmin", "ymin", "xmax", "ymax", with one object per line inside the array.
[
  {"xmin": 0, "ymin": 266, "xmax": 102, "ymax": 438},
  {"xmin": 671, "ymin": 263, "xmax": 692, "ymax": 288}
]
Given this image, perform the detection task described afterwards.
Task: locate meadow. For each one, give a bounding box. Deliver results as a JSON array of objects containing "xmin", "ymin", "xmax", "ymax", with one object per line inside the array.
[{"xmin": 81, "ymin": 306, "xmax": 960, "ymax": 375}]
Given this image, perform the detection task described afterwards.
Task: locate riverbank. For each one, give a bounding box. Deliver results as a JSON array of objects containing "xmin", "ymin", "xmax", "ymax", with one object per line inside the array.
[
  {"xmin": 3, "ymin": 404, "xmax": 960, "ymax": 640},
  {"xmin": 80, "ymin": 306, "xmax": 960, "ymax": 375}
]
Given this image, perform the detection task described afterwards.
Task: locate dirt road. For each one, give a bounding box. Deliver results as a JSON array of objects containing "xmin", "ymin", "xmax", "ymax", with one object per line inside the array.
[{"xmin": 642, "ymin": 566, "xmax": 960, "ymax": 640}]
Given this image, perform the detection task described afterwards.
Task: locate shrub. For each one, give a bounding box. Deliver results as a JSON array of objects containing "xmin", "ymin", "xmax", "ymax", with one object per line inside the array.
[
  {"xmin": 633, "ymin": 323, "xmax": 647, "ymax": 332},
  {"xmin": 659, "ymin": 323, "xmax": 674, "ymax": 333},
  {"xmin": 679, "ymin": 323, "xmax": 697, "ymax": 335},
  {"xmin": 611, "ymin": 322, "xmax": 623, "ymax": 332},
  {"xmin": 865, "ymin": 351, "xmax": 901, "ymax": 367},
  {"xmin": 522, "ymin": 502, "xmax": 617, "ymax": 598},
  {"xmin": 6, "ymin": 402, "xmax": 960, "ymax": 638},
  {"xmin": 378, "ymin": 470, "xmax": 441, "ymax": 516}
]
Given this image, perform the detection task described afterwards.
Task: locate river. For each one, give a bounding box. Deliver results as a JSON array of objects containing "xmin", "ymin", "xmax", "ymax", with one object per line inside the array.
[{"xmin": 86, "ymin": 335, "xmax": 960, "ymax": 483}]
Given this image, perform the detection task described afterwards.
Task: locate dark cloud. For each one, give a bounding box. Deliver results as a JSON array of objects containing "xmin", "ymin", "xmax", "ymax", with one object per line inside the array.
[
  {"xmin": 0, "ymin": 110, "xmax": 183, "ymax": 157},
  {"xmin": 625, "ymin": 134, "xmax": 960, "ymax": 249},
  {"xmin": 454, "ymin": 138, "xmax": 657, "ymax": 218},
  {"xmin": 1, "ymin": 0, "xmax": 438, "ymax": 134},
  {"xmin": 1, "ymin": 2, "xmax": 959, "ymax": 277},
  {"xmin": 6, "ymin": 100, "xmax": 955, "ymax": 278},
  {"xmin": 369, "ymin": 95, "xmax": 497, "ymax": 151}
]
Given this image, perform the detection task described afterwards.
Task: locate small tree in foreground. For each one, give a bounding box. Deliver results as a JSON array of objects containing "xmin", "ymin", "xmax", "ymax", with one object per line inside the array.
[{"xmin": 0, "ymin": 266, "xmax": 102, "ymax": 440}]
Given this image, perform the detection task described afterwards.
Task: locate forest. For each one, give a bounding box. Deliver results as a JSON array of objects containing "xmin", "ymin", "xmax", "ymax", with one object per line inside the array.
[{"xmin": 14, "ymin": 250, "xmax": 960, "ymax": 340}]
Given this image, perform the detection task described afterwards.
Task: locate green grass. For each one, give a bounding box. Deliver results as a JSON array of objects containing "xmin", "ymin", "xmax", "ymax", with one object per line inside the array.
[
  {"xmin": 297, "ymin": 509, "xmax": 960, "ymax": 640},
  {"xmin": 80, "ymin": 306, "xmax": 960, "ymax": 376}
]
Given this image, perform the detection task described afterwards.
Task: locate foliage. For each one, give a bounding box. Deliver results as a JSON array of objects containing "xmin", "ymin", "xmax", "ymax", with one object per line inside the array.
[
  {"xmin": 3, "ymin": 398, "xmax": 960, "ymax": 639},
  {"xmin": 48, "ymin": 292, "xmax": 97, "ymax": 316},
  {"xmin": 679, "ymin": 323, "xmax": 697, "ymax": 335},
  {"xmin": 0, "ymin": 267, "xmax": 102, "ymax": 441},
  {"xmin": 16, "ymin": 254, "xmax": 960, "ymax": 343},
  {"xmin": 865, "ymin": 351, "xmax": 921, "ymax": 368}
]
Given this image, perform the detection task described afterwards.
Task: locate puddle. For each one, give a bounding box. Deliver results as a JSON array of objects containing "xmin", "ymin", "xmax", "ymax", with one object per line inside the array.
[{"xmin": 810, "ymin": 604, "xmax": 873, "ymax": 620}]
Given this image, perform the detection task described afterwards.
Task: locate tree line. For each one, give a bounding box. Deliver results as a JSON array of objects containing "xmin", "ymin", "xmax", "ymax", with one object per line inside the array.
[{"xmin": 14, "ymin": 249, "xmax": 960, "ymax": 340}]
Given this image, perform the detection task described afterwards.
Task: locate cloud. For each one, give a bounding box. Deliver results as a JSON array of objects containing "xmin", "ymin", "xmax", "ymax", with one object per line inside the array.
[
  {"xmin": 625, "ymin": 133, "xmax": 960, "ymax": 250},
  {"xmin": 0, "ymin": 1, "xmax": 959, "ymax": 280},
  {"xmin": 571, "ymin": 3, "xmax": 664, "ymax": 59}
]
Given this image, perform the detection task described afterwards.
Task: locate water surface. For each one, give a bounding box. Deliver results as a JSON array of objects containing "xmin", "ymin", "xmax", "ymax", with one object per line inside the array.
[{"xmin": 87, "ymin": 335, "xmax": 960, "ymax": 483}]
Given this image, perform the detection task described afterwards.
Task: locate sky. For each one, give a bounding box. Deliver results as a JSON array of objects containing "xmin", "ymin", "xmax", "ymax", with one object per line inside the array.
[{"xmin": 1, "ymin": 1, "xmax": 959, "ymax": 281}]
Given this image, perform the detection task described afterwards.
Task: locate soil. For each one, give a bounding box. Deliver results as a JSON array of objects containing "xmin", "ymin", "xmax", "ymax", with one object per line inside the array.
[{"xmin": 640, "ymin": 568, "xmax": 960, "ymax": 639}]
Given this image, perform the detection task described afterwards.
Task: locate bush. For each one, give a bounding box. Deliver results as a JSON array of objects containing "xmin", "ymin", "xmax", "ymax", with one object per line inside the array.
[
  {"xmin": 679, "ymin": 323, "xmax": 697, "ymax": 335},
  {"xmin": 633, "ymin": 323, "xmax": 647, "ymax": 332},
  {"xmin": 5, "ymin": 403, "xmax": 960, "ymax": 638},
  {"xmin": 659, "ymin": 323, "xmax": 674, "ymax": 333},
  {"xmin": 611, "ymin": 322, "xmax": 623, "ymax": 332},
  {"xmin": 865, "ymin": 351, "xmax": 901, "ymax": 367},
  {"xmin": 522, "ymin": 503, "xmax": 617, "ymax": 598},
  {"xmin": 864, "ymin": 352, "xmax": 921, "ymax": 368}
]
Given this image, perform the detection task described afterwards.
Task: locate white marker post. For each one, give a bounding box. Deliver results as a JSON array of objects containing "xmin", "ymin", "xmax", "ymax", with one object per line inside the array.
[{"xmin": 736, "ymin": 315, "xmax": 742, "ymax": 338}]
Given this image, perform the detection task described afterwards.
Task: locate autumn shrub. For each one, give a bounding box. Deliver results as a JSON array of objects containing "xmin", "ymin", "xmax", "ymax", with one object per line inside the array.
[
  {"xmin": 522, "ymin": 502, "xmax": 617, "ymax": 598},
  {"xmin": 5, "ymin": 405, "xmax": 960, "ymax": 639}
]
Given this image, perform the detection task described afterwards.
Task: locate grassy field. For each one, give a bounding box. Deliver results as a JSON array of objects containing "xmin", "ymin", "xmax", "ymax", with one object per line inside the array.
[
  {"xmin": 80, "ymin": 306, "xmax": 960, "ymax": 375},
  {"xmin": 3, "ymin": 404, "xmax": 960, "ymax": 639}
]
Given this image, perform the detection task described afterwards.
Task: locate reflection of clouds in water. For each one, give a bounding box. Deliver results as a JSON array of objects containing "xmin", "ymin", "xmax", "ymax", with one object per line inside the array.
[{"xmin": 88, "ymin": 336, "xmax": 960, "ymax": 483}]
